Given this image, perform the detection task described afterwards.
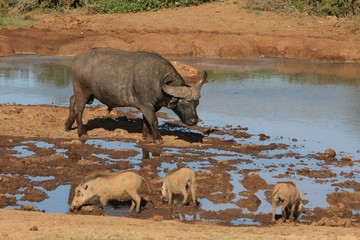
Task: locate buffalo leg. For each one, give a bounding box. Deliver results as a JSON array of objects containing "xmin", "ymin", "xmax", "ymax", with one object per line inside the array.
[
  {"xmin": 107, "ymin": 107, "xmax": 113, "ymax": 117},
  {"xmin": 65, "ymin": 95, "xmax": 76, "ymax": 131},
  {"xmin": 142, "ymin": 115, "xmax": 151, "ymax": 139},
  {"xmin": 140, "ymin": 105, "xmax": 162, "ymax": 144},
  {"xmin": 74, "ymin": 94, "xmax": 91, "ymax": 138}
]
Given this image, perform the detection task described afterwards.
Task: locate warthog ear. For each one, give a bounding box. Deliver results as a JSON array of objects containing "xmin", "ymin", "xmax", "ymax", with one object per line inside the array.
[{"xmin": 167, "ymin": 97, "xmax": 178, "ymax": 109}]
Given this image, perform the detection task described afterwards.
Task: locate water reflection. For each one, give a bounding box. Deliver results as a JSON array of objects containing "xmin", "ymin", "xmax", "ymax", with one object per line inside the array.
[
  {"xmin": 209, "ymin": 68, "xmax": 360, "ymax": 86},
  {"xmin": 139, "ymin": 144, "xmax": 163, "ymax": 159},
  {"xmin": 178, "ymin": 57, "xmax": 360, "ymax": 79},
  {"xmin": 0, "ymin": 56, "xmax": 72, "ymax": 105},
  {"xmin": 198, "ymin": 73, "xmax": 360, "ymax": 155}
]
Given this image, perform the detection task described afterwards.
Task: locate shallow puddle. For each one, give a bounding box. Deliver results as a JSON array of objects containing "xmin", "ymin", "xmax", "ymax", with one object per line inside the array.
[{"xmin": 1, "ymin": 56, "xmax": 360, "ymax": 225}]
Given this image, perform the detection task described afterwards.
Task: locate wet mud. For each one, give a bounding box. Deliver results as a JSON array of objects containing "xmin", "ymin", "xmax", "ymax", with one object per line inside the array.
[{"xmin": 0, "ymin": 104, "xmax": 359, "ymax": 227}]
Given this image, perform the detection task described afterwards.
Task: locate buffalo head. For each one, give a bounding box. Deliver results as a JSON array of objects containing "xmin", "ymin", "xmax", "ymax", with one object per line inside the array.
[{"xmin": 162, "ymin": 71, "xmax": 207, "ymax": 126}]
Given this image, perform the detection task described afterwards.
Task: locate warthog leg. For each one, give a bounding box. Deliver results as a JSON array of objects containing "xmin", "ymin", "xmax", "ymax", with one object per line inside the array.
[
  {"xmin": 191, "ymin": 189, "xmax": 197, "ymax": 207},
  {"xmin": 289, "ymin": 204, "xmax": 296, "ymax": 221},
  {"xmin": 271, "ymin": 205, "xmax": 277, "ymax": 224},
  {"xmin": 128, "ymin": 191, "xmax": 141, "ymax": 214},
  {"xmin": 167, "ymin": 191, "xmax": 173, "ymax": 206},
  {"xmin": 281, "ymin": 201, "xmax": 289, "ymax": 223},
  {"xmin": 181, "ymin": 189, "xmax": 189, "ymax": 206}
]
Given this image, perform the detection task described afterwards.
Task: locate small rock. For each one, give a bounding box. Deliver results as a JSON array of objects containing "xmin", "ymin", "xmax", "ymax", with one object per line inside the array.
[
  {"xmin": 325, "ymin": 16, "xmax": 340, "ymax": 28},
  {"xmin": 218, "ymin": 160, "xmax": 228, "ymax": 166},
  {"xmin": 29, "ymin": 226, "xmax": 38, "ymax": 231},
  {"xmin": 206, "ymin": 170, "xmax": 213, "ymax": 176},
  {"xmin": 325, "ymin": 148, "xmax": 336, "ymax": 158},
  {"xmin": 77, "ymin": 159, "xmax": 95, "ymax": 166},
  {"xmin": 259, "ymin": 134, "xmax": 270, "ymax": 141},
  {"xmin": 22, "ymin": 204, "xmax": 35, "ymax": 211},
  {"xmin": 341, "ymin": 156, "xmax": 351, "ymax": 161}
]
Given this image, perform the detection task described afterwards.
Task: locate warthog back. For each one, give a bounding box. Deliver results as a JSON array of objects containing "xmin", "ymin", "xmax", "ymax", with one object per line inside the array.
[
  {"xmin": 161, "ymin": 167, "xmax": 197, "ymax": 206},
  {"xmin": 271, "ymin": 182, "xmax": 302, "ymax": 223}
]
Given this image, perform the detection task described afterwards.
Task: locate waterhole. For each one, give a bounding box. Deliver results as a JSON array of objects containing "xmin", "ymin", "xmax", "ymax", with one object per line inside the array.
[{"xmin": 1, "ymin": 55, "xmax": 360, "ymax": 225}]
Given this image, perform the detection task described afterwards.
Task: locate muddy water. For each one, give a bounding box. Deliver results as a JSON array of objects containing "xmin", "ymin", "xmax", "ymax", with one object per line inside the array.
[{"xmin": 1, "ymin": 55, "xmax": 360, "ymax": 225}]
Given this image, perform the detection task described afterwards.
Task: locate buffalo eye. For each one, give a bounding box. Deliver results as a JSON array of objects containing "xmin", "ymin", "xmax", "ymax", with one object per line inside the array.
[{"xmin": 179, "ymin": 99, "xmax": 191, "ymax": 108}]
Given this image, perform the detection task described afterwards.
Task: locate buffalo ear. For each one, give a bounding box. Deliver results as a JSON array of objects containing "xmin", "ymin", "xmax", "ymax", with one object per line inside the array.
[{"xmin": 167, "ymin": 97, "xmax": 178, "ymax": 109}]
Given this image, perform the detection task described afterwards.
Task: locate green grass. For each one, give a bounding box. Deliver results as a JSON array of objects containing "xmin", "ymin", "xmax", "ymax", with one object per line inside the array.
[
  {"xmin": 244, "ymin": 0, "xmax": 360, "ymax": 17},
  {"xmin": 0, "ymin": 15, "xmax": 33, "ymax": 27},
  {"xmin": 0, "ymin": 0, "xmax": 216, "ymax": 15}
]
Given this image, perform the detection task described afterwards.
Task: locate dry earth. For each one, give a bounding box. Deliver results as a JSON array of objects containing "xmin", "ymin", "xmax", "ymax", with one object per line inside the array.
[{"xmin": 1, "ymin": 0, "xmax": 360, "ymax": 239}]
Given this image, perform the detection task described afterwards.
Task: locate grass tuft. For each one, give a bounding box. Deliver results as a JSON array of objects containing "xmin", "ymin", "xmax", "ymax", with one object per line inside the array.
[{"xmin": 0, "ymin": 15, "xmax": 33, "ymax": 27}]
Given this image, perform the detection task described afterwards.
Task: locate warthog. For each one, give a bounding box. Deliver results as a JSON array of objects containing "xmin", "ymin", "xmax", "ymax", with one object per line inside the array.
[
  {"xmin": 271, "ymin": 182, "xmax": 303, "ymax": 223},
  {"xmin": 65, "ymin": 48, "xmax": 207, "ymax": 144},
  {"xmin": 161, "ymin": 168, "xmax": 197, "ymax": 206},
  {"xmin": 70, "ymin": 171, "xmax": 149, "ymax": 214}
]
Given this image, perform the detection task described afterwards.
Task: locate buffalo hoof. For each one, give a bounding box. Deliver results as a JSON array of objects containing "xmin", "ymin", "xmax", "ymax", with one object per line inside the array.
[
  {"xmin": 64, "ymin": 122, "xmax": 73, "ymax": 131},
  {"xmin": 79, "ymin": 134, "xmax": 89, "ymax": 143}
]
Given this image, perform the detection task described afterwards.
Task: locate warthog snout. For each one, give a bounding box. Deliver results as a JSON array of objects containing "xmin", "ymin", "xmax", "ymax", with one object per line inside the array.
[{"xmin": 69, "ymin": 204, "xmax": 79, "ymax": 212}]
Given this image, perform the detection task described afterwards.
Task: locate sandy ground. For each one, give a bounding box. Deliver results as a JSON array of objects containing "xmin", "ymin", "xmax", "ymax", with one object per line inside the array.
[
  {"xmin": 1, "ymin": 0, "xmax": 360, "ymax": 239},
  {"xmin": 1, "ymin": 208, "xmax": 360, "ymax": 240}
]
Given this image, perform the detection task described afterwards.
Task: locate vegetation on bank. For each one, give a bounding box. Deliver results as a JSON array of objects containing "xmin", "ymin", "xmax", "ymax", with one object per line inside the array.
[
  {"xmin": 0, "ymin": 0, "xmax": 215, "ymax": 15},
  {"xmin": 0, "ymin": 0, "xmax": 359, "ymax": 27},
  {"xmin": 0, "ymin": 0, "xmax": 359, "ymax": 16},
  {"xmin": 244, "ymin": 0, "xmax": 360, "ymax": 17}
]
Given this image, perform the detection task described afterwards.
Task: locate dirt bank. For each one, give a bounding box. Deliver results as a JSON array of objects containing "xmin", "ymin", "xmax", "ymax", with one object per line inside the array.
[{"xmin": 1, "ymin": 1, "xmax": 360, "ymax": 62}]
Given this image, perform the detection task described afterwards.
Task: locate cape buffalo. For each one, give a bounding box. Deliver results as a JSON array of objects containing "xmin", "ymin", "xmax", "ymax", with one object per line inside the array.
[{"xmin": 65, "ymin": 48, "xmax": 207, "ymax": 143}]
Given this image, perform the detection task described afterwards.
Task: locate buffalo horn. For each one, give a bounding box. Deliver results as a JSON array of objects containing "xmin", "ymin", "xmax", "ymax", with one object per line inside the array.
[
  {"xmin": 162, "ymin": 71, "xmax": 208, "ymax": 100},
  {"xmin": 195, "ymin": 71, "xmax": 208, "ymax": 93}
]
